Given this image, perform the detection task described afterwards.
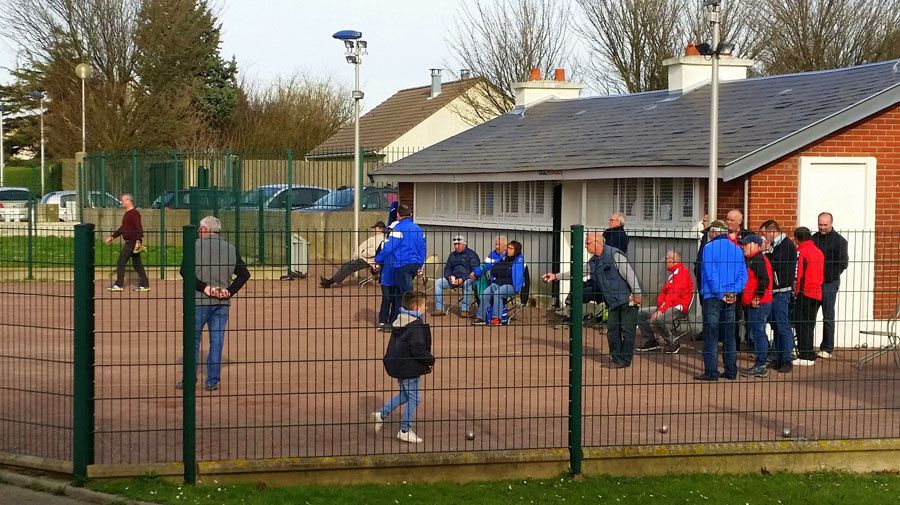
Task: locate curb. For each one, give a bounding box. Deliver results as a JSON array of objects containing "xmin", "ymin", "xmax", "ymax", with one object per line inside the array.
[{"xmin": 0, "ymin": 469, "xmax": 158, "ymax": 505}]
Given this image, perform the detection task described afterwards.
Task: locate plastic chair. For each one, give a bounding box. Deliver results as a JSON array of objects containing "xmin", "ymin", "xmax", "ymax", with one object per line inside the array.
[{"xmin": 856, "ymin": 301, "xmax": 900, "ymax": 370}]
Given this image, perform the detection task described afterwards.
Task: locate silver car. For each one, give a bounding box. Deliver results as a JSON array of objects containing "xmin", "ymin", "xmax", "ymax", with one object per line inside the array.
[{"xmin": 0, "ymin": 187, "xmax": 33, "ymax": 222}]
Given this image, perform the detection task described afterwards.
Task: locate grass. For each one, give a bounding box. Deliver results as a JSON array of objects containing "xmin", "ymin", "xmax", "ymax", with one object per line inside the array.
[
  {"xmin": 0, "ymin": 236, "xmax": 182, "ymax": 268},
  {"xmin": 88, "ymin": 472, "xmax": 899, "ymax": 505}
]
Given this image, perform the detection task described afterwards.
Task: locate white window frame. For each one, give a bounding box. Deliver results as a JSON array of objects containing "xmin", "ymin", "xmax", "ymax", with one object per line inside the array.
[
  {"xmin": 415, "ymin": 181, "xmax": 553, "ymax": 231},
  {"xmin": 613, "ymin": 177, "xmax": 699, "ymax": 232}
]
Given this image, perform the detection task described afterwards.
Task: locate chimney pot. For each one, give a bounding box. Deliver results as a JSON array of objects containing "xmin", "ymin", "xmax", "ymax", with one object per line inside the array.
[
  {"xmin": 529, "ymin": 68, "xmax": 541, "ymax": 81},
  {"xmin": 685, "ymin": 41, "xmax": 701, "ymax": 57},
  {"xmin": 553, "ymin": 68, "xmax": 566, "ymax": 81},
  {"xmin": 430, "ymin": 68, "xmax": 442, "ymax": 98},
  {"xmin": 460, "ymin": 69, "xmax": 471, "ymax": 79}
]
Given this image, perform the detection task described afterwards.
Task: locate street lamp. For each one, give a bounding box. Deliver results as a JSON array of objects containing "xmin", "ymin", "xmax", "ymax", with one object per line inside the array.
[
  {"xmin": 333, "ymin": 29, "xmax": 366, "ymax": 252},
  {"xmin": 28, "ymin": 91, "xmax": 48, "ymax": 195},
  {"xmin": 1, "ymin": 101, "xmax": 5, "ymax": 187},
  {"xmin": 74, "ymin": 63, "xmax": 92, "ymax": 154},
  {"xmin": 697, "ymin": 0, "xmax": 733, "ymax": 223}
]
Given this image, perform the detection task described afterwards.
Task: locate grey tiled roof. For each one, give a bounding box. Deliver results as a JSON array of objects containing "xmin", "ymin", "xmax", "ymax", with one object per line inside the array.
[{"xmin": 375, "ymin": 59, "xmax": 900, "ymax": 181}]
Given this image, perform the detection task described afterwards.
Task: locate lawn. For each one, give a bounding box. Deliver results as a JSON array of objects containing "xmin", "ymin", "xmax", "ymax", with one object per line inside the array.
[
  {"xmin": 0, "ymin": 236, "xmax": 181, "ymax": 268},
  {"xmin": 90, "ymin": 472, "xmax": 898, "ymax": 505}
]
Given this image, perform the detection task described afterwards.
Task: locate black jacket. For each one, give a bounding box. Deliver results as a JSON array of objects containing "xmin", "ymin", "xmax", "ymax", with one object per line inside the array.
[
  {"xmin": 812, "ymin": 231, "xmax": 849, "ymax": 283},
  {"xmin": 603, "ymin": 225, "xmax": 629, "ymax": 254},
  {"xmin": 765, "ymin": 234, "xmax": 797, "ymax": 290},
  {"xmin": 443, "ymin": 247, "xmax": 481, "ymax": 280},
  {"xmin": 383, "ymin": 311, "xmax": 435, "ymax": 379}
]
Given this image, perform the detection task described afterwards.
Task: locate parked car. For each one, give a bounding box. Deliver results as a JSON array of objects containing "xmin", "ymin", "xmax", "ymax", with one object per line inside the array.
[
  {"xmin": 151, "ymin": 188, "xmax": 237, "ymax": 210},
  {"xmin": 41, "ymin": 190, "xmax": 69, "ymax": 205},
  {"xmin": 301, "ymin": 186, "xmax": 398, "ymax": 212},
  {"xmin": 0, "ymin": 187, "xmax": 34, "ymax": 222},
  {"xmin": 58, "ymin": 191, "xmax": 122, "ymax": 222},
  {"xmin": 239, "ymin": 184, "xmax": 330, "ymax": 211}
]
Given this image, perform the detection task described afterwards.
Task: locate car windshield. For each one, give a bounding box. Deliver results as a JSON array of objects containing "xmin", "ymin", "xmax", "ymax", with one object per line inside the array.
[
  {"xmin": 311, "ymin": 188, "xmax": 353, "ymax": 208},
  {"xmin": 0, "ymin": 190, "xmax": 30, "ymax": 201},
  {"xmin": 240, "ymin": 187, "xmax": 280, "ymax": 206}
]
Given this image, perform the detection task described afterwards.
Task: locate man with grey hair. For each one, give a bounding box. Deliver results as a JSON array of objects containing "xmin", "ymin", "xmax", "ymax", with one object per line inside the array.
[
  {"xmin": 603, "ymin": 212, "xmax": 629, "ymax": 254},
  {"xmin": 543, "ymin": 231, "xmax": 642, "ymax": 368},
  {"xmin": 177, "ymin": 216, "xmax": 251, "ymax": 391},
  {"xmin": 636, "ymin": 250, "xmax": 693, "ymax": 354},
  {"xmin": 104, "ymin": 193, "xmax": 149, "ymax": 292}
]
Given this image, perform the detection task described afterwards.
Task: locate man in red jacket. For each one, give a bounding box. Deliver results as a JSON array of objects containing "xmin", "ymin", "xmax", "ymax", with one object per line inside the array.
[
  {"xmin": 739, "ymin": 234, "xmax": 773, "ymax": 378},
  {"xmin": 793, "ymin": 227, "xmax": 825, "ymax": 366},
  {"xmin": 636, "ymin": 250, "xmax": 693, "ymax": 354}
]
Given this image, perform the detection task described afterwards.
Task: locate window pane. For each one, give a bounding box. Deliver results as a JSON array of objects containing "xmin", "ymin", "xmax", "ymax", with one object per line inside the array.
[
  {"xmin": 531, "ymin": 181, "xmax": 546, "ymax": 215},
  {"xmin": 503, "ymin": 182, "xmax": 519, "ymax": 214},
  {"xmin": 642, "ymin": 179, "xmax": 655, "ymax": 221},
  {"xmin": 457, "ymin": 183, "xmax": 476, "ymax": 216},
  {"xmin": 682, "ymin": 179, "xmax": 694, "ymax": 219},
  {"xmin": 658, "ymin": 178, "xmax": 673, "ymax": 221},
  {"xmin": 623, "ymin": 181, "xmax": 638, "ymax": 218},
  {"xmin": 479, "ymin": 183, "xmax": 494, "ymax": 216}
]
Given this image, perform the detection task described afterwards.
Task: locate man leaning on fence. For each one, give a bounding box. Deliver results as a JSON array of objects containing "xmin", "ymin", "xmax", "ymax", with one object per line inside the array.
[
  {"xmin": 543, "ymin": 231, "xmax": 642, "ymax": 369},
  {"xmin": 177, "ymin": 216, "xmax": 251, "ymax": 392},
  {"xmin": 695, "ymin": 220, "xmax": 747, "ymax": 382},
  {"xmin": 104, "ymin": 193, "xmax": 150, "ymax": 293}
]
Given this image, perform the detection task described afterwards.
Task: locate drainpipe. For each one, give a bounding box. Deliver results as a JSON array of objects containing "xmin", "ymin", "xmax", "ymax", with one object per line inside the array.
[{"xmin": 743, "ymin": 177, "xmax": 749, "ymax": 229}]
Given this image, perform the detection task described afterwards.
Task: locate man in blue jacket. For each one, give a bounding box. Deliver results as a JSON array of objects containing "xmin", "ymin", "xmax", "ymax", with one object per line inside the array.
[
  {"xmin": 376, "ymin": 204, "xmax": 426, "ymax": 325},
  {"xmin": 696, "ymin": 220, "xmax": 748, "ymax": 381},
  {"xmin": 433, "ymin": 235, "xmax": 481, "ymax": 316}
]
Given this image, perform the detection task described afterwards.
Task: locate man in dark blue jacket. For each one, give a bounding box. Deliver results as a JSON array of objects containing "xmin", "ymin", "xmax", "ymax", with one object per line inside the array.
[
  {"xmin": 759, "ymin": 220, "xmax": 797, "ymax": 373},
  {"xmin": 696, "ymin": 220, "xmax": 747, "ymax": 381},
  {"xmin": 603, "ymin": 212, "xmax": 629, "ymax": 254},
  {"xmin": 433, "ymin": 235, "xmax": 481, "ymax": 316},
  {"xmin": 376, "ymin": 204, "xmax": 426, "ymax": 323}
]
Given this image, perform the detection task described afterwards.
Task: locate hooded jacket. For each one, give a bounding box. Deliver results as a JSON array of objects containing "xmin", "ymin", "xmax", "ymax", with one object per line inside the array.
[{"xmin": 382, "ymin": 309, "xmax": 435, "ymax": 379}]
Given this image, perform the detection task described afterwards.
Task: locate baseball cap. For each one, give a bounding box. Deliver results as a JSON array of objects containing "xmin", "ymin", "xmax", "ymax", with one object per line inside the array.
[
  {"xmin": 738, "ymin": 234, "xmax": 764, "ymax": 246},
  {"xmin": 709, "ymin": 220, "xmax": 727, "ymax": 232},
  {"xmin": 452, "ymin": 235, "xmax": 467, "ymax": 244}
]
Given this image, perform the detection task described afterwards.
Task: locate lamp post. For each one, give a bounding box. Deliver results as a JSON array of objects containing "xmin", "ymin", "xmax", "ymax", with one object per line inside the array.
[
  {"xmin": 0, "ymin": 101, "xmax": 5, "ymax": 187},
  {"xmin": 28, "ymin": 91, "xmax": 47, "ymax": 195},
  {"xmin": 333, "ymin": 29, "xmax": 367, "ymax": 251},
  {"xmin": 75, "ymin": 63, "xmax": 92, "ymax": 154}
]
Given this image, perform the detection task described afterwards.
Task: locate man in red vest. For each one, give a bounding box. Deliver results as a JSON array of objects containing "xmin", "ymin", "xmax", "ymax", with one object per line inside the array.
[
  {"xmin": 793, "ymin": 227, "xmax": 825, "ymax": 366},
  {"xmin": 739, "ymin": 234, "xmax": 773, "ymax": 377}
]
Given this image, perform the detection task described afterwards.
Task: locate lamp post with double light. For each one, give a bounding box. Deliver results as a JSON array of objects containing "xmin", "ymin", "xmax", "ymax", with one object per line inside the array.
[
  {"xmin": 332, "ymin": 29, "xmax": 367, "ymax": 249},
  {"xmin": 74, "ymin": 63, "xmax": 92, "ymax": 154},
  {"xmin": 27, "ymin": 91, "xmax": 48, "ymax": 195}
]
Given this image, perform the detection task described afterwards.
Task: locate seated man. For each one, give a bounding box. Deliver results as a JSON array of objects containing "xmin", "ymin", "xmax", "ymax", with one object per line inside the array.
[
  {"xmin": 320, "ymin": 221, "xmax": 386, "ymax": 288},
  {"xmin": 636, "ymin": 250, "xmax": 693, "ymax": 354},
  {"xmin": 433, "ymin": 235, "xmax": 481, "ymax": 316}
]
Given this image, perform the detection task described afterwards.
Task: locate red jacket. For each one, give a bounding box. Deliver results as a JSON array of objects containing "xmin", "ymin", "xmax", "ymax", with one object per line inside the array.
[
  {"xmin": 795, "ymin": 240, "xmax": 824, "ymax": 301},
  {"xmin": 742, "ymin": 250, "xmax": 773, "ymax": 307},
  {"xmin": 657, "ymin": 262, "xmax": 694, "ymax": 313}
]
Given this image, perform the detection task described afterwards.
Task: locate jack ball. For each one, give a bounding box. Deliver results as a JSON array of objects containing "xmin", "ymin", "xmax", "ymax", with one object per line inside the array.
[
  {"xmin": 782, "ymin": 428, "xmax": 792, "ymax": 438},
  {"xmin": 658, "ymin": 424, "xmax": 669, "ymax": 434},
  {"xmin": 465, "ymin": 431, "xmax": 475, "ymax": 441}
]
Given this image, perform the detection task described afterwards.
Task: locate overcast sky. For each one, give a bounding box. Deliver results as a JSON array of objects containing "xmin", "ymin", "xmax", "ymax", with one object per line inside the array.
[{"xmin": 0, "ymin": 0, "xmax": 475, "ymax": 112}]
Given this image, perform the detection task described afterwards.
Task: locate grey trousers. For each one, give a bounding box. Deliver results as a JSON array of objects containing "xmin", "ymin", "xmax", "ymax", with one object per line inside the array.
[{"xmin": 637, "ymin": 306, "xmax": 685, "ymax": 345}]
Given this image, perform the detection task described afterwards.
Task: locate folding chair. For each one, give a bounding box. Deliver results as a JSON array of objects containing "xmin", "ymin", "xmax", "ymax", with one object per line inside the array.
[
  {"xmin": 418, "ymin": 254, "xmax": 442, "ymax": 293},
  {"xmin": 358, "ymin": 265, "xmax": 380, "ymax": 287},
  {"xmin": 504, "ymin": 265, "xmax": 532, "ymax": 322},
  {"xmin": 856, "ymin": 301, "xmax": 900, "ymax": 370}
]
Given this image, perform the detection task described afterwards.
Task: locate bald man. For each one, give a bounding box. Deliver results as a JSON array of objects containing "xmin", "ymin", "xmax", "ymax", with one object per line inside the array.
[{"xmin": 603, "ymin": 212, "xmax": 629, "ymax": 254}]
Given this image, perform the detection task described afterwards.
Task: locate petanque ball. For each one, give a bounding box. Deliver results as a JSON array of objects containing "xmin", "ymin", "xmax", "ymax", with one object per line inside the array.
[
  {"xmin": 659, "ymin": 424, "xmax": 669, "ymax": 434},
  {"xmin": 465, "ymin": 431, "xmax": 475, "ymax": 441},
  {"xmin": 782, "ymin": 428, "xmax": 792, "ymax": 438}
]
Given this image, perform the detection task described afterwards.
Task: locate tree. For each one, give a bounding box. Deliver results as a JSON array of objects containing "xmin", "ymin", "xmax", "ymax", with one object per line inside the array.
[
  {"xmin": 447, "ymin": 0, "xmax": 572, "ymax": 119},
  {"xmin": 225, "ymin": 74, "xmax": 353, "ymax": 154},
  {"xmin": 576, "ymin": 0, "xmax": 686, "ymax": 94}
]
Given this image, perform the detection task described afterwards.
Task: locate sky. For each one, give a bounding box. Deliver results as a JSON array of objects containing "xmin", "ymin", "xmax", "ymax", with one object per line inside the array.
[{"xmin": 0, "ymin": 0, "xmax": 472, "ymax": 113}]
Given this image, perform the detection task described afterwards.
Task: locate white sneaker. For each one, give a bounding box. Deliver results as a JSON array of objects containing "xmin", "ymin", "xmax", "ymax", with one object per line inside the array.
[
  {"xmin": 371, "ymin": 412, "xmax": 384, "ymax": 433},
  {"xmin": 817, "ymin": 351, "xmax": 832, "ymax": 359},
  {"xmin": 792, "ymin": 359, "xmax": 816, "ymax": 367},
  {"xmin": 396, "ymin": 430, "xmax": 423, "ymax": 443}
]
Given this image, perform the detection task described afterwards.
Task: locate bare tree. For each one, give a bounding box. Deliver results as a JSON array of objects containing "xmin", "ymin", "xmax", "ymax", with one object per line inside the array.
[
  {"xmin": 753, "ymin": 0, "xmax": 900, "ymax": 74},
  {"xmin": 225, "ymin": 74, "xmax": 353, "ymax": 154},
  {"xmin": 684, "ymin": 0, "xmax": 767, "ymax": 65},
  {"xmin": 447, "ymin": 0, "xmax": 572, "ymax": 119},
  {"xmin": 576, "ymin": 0, "xmax": 686, "ymax": 94}
]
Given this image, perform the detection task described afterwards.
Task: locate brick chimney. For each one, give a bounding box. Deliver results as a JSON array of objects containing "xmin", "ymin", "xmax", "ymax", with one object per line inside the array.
[
  {"xmin": 512, "ymin": 68, "xmax": 582, "ymax": 107},
  {"xmin": 663, "ymin": 43, "xmax": 754, "ymax": 92}
]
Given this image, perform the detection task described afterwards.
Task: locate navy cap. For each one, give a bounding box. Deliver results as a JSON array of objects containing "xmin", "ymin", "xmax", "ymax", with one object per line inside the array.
[{"xmin": 739, "ymin": 234, "xmax": 764, "ymax": 246}]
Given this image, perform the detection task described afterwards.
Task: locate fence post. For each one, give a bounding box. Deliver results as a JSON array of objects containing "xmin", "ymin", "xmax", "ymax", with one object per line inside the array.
[
  {"xmin": 181, "ymin": 225, "xmax": 197, "ymax": 485},
  {"xmin": 233, "ymin": 155, "xmax": 241, "ymax": 255},
  {"xmin": 190, "ymin": 186, "xmax": 200, "ymax": 227},
  {"xmin": 568, "ymin": 224, "xmax": 584, "ymax": 476},
  {"xmin": 77, "ymin": 160, "xmax": 85, "ymax": 223},
  {"xmin": 73, "ymin": 223, "xmax": 95, "ymax": 483},
  {"xmin": 131, "ymin": 149, "xmax": 138, "ymax": 206},
  {"xmin": 285, "ymin": 149, "xmax": 292, "ymax": 276},
  {"xmin": 26, "ymin": 196, "xmax": 34, "ymax": 280},
  {"xmin": 99, "ymin": 152, "xmax": 107, "ymax": 201},
  {"xmin": 257, "ymin": 198, "xmax": 265, "ymax": 265},
  {"xmin": 159, "ymin": 204, "xmax": 166, "ymax": 280}
]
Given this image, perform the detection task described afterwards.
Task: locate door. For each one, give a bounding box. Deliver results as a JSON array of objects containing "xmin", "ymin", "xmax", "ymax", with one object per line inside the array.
[{"xmin": 797, "ymin": 156, "xmax": 877, "ymax": 348}]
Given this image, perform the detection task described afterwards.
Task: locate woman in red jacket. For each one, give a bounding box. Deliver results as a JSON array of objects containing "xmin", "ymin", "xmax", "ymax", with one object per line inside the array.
[
  {"xmin": 793, "ymin": 227, "xmax": 825, "ymax": 366},
  {"xmin": 636, "ymin": 250, "xmax": 694, "ymax": 354}
]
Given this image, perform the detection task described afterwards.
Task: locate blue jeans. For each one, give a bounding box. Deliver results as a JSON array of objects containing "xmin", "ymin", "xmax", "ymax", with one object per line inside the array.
[
  {"xmin": 477, "ymin": 283, "xmax": 517, "ymax": 321},
  {"xmin": 770, "ymin": 292, "xmax": 794, "ymax": 367},
  {"xmin": 379, "ymin": 377, "xmax": 421, "ymax": 432},
  {"xmin": 747, "ymin": 303, "xmax": 772, "ymax": 367},
  {"xmin": 379, "ymin": 284, "xmax": 397, "ymax": 325},
  {"xmin": 702, "ymin": 298, "xmax": 736, "ymax": 378},
  {"xmin": 194, "ymin": 304, "xmax": 229, "ymax": 387},
  {"xmin": 820, "ymin": 279, "xmax": 840, "ymax": 352},
  {"xmin": 434, "ymin": 277, "xmax": 474, "ymax": 311}
]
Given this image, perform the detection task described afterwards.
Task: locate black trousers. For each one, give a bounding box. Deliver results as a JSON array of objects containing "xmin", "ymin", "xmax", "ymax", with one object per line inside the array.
[
  {"xmin": 328, "ymin": 258, "xmax": 369, "ymax": 284},
  {"xmin": 115, "ymin": 240, "xmax": 149, "ymax": 288},
  {"xmin": 794, "ymin": 295, "xmax": 822, "ymax": 361}
]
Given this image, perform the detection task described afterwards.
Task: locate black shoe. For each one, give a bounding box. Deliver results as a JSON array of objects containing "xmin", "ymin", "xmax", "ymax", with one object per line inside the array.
[
  {"xmin": 636, "ymin": 341, "xmax": 661, "ymax": 352},
  {"xmin": 610, "ymin": 361, "xmax": 630, "ymax": 369},
  {"xmin": 693, "ymin": 373, "xmax": 718, "ymax": 382},
  {"xmin": 663, "ymin": 342, "xmax": 681, "ymax": 354},
  {"xmin": 723, "ymin": 373, "xmax": 738, "ymax": 381},
  {"xmin": 471, "ymin": 319, "xmax": 486, "ymax": 326},
  {"xmin": 740, "ymin": 364, "xmax": 769, "ymax": 378},
  {"xmin": 776, "ymin": 363, "xmax": 793, "ymax": 374},
  {"xmin": 319, "ymin": 276, "xmax": 334, "ymax": 288}
]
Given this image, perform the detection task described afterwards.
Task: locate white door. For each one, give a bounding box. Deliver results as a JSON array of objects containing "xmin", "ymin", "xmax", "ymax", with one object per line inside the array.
[{"xmin": 797, "ymin": 156, "xmax": 877, "ymax": 348}]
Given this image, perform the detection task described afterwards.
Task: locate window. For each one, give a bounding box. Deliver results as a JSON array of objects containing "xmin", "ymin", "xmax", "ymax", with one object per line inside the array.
[
  {"xmin": 417, "ymin": 181, "xmax": 553, "ymax": 228},
  {"xmin": 614, "ymin": 178, "xmax": 697, "ymax": 226}
]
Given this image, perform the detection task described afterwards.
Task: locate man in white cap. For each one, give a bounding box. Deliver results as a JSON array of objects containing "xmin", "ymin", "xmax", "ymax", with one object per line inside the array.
[{"xmin": 433, "ymin": 235, "xmax": 481, "ymax": 316}]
